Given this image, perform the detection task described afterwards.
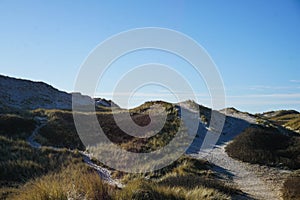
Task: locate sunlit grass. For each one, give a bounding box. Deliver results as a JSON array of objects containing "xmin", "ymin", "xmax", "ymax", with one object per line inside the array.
[{"xmin": 10, "ymin": 164, "xmax": 113, "ymax": 200}]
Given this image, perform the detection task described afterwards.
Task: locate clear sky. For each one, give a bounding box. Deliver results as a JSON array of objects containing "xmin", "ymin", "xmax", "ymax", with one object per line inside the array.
[{"xmin": 0, "ymin": 0, "xmax": 299, "ymax": 113}]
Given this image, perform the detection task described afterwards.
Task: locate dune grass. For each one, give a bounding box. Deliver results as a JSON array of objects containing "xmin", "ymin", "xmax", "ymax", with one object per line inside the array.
[
  {"xmin": 33, "ymin": 102, "xmax": 182, "ymax": 153},
  {"xmin": 115, "ymin": 179, "xmax": 231, "ymax": 200},
  {"xmin": 10, "ymin": 164, "xmax": 113, "ymax": 200},
  {"xmin": 112, "ymin": 155, "xmax": 238, "ymax": 200},
  {"xmin": 12, "ymin": 173, "xmax": 232, "ymax": 200},
  {"xmin": 0, "ymin": 116, "xmax": 83, "ymax": 199},
  {"xmin": 0, "ymin": 143, "xmax": 83, "ymax": 199},
  {"xmin": 285, "ymin": 118, "xmax": 300, "ymax": 133},
  {"xmin": 0, "ymin": 114, "xmax": 35, "ymax": 139},
  {"xmin": 262, "ymin": 110, "xmax": 300, "ymax": 133},
  {"xmin": 0, "ymin": 136, "xmax": 83, "ymax": 184},
  {"xmin": 226, "ymin": 125, "xmax": 300, "ymax": 169},
  {"xmin": 0, "ymin": 103, "xmax": 241, "ymax": 200},
  {"xmin": 282, "ymin": 170, "xmax": 300, "ymax": 200},
  {"xmin": 5, "ymin": 154, "xmax": 238, "ymax": 200},
  {"xmin": 31, "ymin": 109, "xmax": 85, "ymax": 150}
]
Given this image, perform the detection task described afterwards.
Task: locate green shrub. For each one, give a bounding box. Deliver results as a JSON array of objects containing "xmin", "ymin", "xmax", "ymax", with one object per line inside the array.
[
  {"xmin": 226, "ymin": 126, "xmax": 300, "ymax": 169},
  {"xmin": 35, "ymin": 110, "xmax": 85, "ymax": 150},
  {"xmin": 0, "ymin": 114, "xmax": 35, "ymax": 139}
]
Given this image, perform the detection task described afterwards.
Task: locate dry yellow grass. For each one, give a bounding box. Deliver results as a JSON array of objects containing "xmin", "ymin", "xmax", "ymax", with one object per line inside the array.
[{"xmin": 9, "ymin": 164, "xmax": 112, "ymax": 200}]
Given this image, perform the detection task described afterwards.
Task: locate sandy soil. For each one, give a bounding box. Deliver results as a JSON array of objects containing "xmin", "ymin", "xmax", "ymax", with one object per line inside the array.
[{"xmin": 195, "ymin": 143, "xmax": 291, "ymax": 200}]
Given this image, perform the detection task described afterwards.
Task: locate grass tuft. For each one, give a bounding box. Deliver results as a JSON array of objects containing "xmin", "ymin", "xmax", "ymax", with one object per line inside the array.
[{"xmin": 282, "ymin": 170, "xmax": 300, "ymax": 200}]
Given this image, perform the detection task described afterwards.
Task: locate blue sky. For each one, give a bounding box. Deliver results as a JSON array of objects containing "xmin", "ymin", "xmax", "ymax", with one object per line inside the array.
[{"xmin": 0, "ymin": 0, "xmax": 299, "ymax": 112}]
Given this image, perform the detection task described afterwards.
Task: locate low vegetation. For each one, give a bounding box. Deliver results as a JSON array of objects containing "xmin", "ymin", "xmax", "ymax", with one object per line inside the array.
[
  {"xmin": 282, "ymin": 170, "xmax": 300, "ymax": 200},
  {"xmin": 115, "ymin": 179, "xmax": 232, "ymax": 200},
  {"xmin": 10, "ymin": 157, "xmax": 238, "ymax": 200},
  {"xmin": 0, "ymin": 114, "xmax": 35, "ymax": 139},
  {"xmin": 226, "ymin": 125, "xmax": 300, "ymax": 169},
  {"xmin": 285, "ymin": 118, "xmax": 300, "ymax": 133},
  {"xmin": 0, "ymin": 115, "xmax": 84, "ymax": 199},
  {"xmin": 261, "ymin": 110, "xmax": 300, "ymax": 133},
  {"xmin": 31, "ymin": 109, "xmax": 85, "ymax": 150},
  {"xmin": 10, "ymin": 164, "xmax": 113, "ymax": 200},
  {"xmin": 111, "ymin": 155, "xmax": 238, "ymax": 200},
  {"xmin": 0, "ymin": 103, "xmax": 241, "ymax": 200},
  {"xmin": 0, "ymin": 136, "xmax": 82, "ymax": 184},
  {"xmin": 9, "ymin": 160, "xmax": 235, "ymax": 200},
  {"xmin": 33, "ymin": 101, "xmax": 182, "ymax": 153}
]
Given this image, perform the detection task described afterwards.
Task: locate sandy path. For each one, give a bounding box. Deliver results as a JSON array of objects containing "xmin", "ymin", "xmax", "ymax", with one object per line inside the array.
[
  {"xmin": 194, "ymin": 144, "xmax": 290, "ymax": 200},
  {"xmin": 183, "ymin": 108, "xmax": 291, "ymax": 200}
]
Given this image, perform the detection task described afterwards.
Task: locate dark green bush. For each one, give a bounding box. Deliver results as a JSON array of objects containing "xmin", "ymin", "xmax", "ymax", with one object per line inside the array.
[
  {"xmin": 36, "ymin": 110, "xmax": 85, "ymax": 150},
  {"xmin": 282, "ymin": 170, "xmax": 300, "ymax": 200},
  {"xmin": 0, "ymin": 114, "xmax": 35, "ymax": 139},
  {"xmin": 226, "ymin": 126, "xmax": 300, "ymax": 169}
]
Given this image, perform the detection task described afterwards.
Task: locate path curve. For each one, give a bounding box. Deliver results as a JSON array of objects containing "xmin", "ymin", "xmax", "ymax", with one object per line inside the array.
[
  {"xmin": 195, "ymin": 143, "xmax": 290, "ymax": 200},
  {"xmin": 183, "ymin": 108, "xmax": 291, "ymax": 200}
]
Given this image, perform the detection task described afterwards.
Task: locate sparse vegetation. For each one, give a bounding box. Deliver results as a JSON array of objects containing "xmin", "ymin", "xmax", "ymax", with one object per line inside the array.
[
  {"xmin": 261, "ymin": 110, "xmax": 300, "ymax": 133},
  {"xmin": 285, "ymin": 118, "xmax": 300, "ymax": 133},
  {"xmin": 1, "ymin": 103, "xmax": 241, "ymax": 200}
]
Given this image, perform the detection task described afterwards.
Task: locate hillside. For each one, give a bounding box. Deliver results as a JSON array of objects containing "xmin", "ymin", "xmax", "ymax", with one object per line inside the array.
[
  {"xmin": 0, "ymin": 75, "xmax": 299, "ymax": 199},
  {"xmin": 0, "ymin": 74, "xmax": 94, "ymax": 111},
  {"xmin": 0, "ymin": 107, "xmax": 241, "ymax": 199},
  {"xmin": 259, "ymin": 110, "xmax": 300, "ymax": 133}
]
